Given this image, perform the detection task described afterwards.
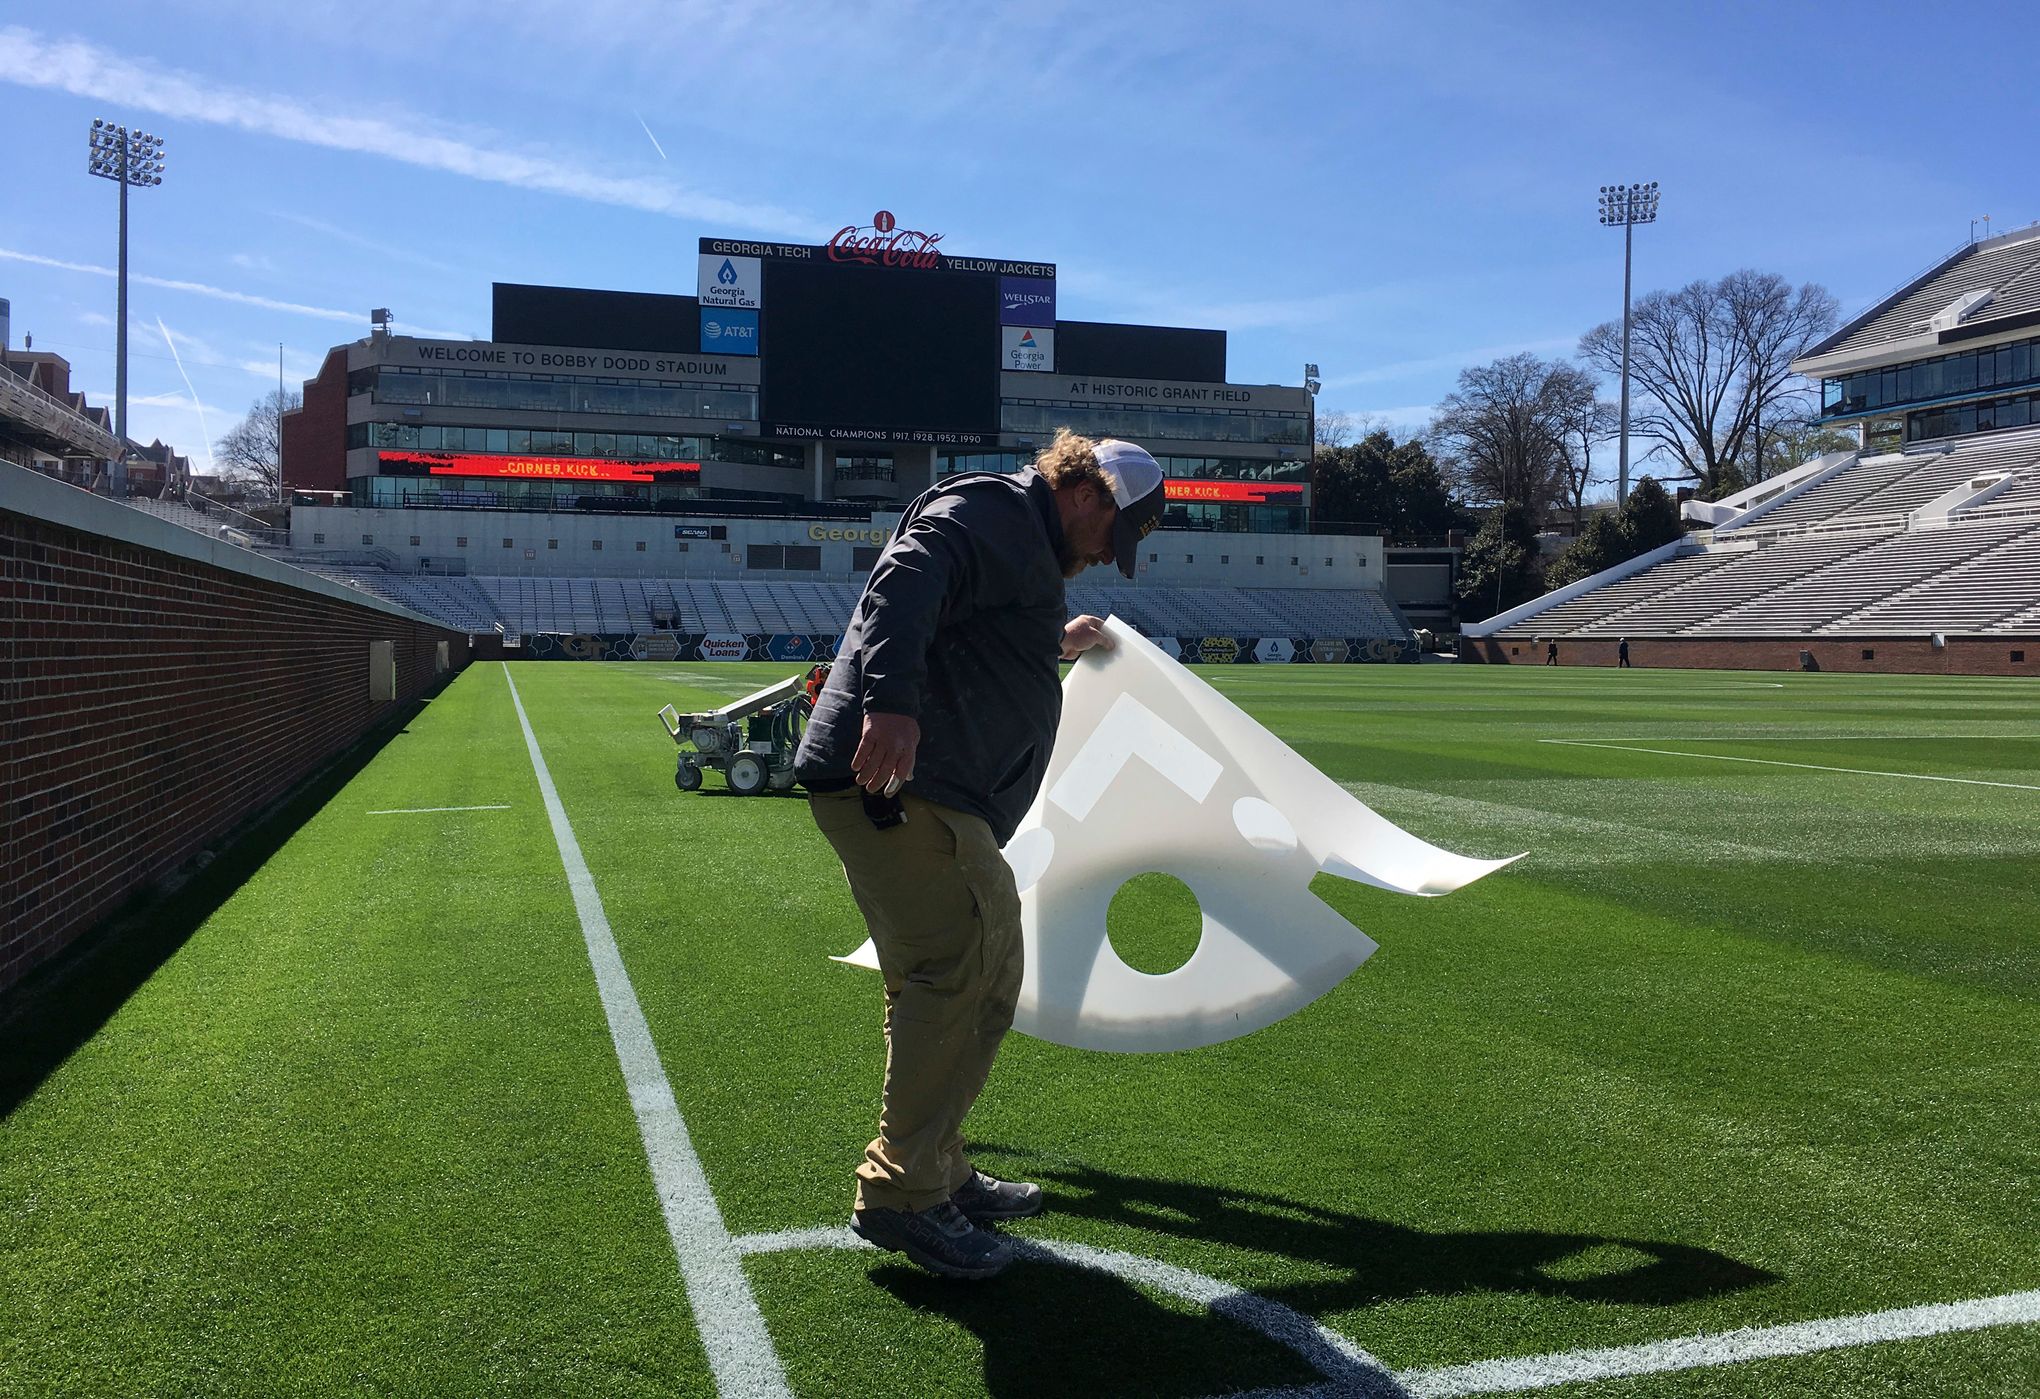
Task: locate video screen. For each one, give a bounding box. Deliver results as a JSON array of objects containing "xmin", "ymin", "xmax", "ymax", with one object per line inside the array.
[{"xmin": 762, "ymin": 261, "xmax": 997, "ymax": 434}]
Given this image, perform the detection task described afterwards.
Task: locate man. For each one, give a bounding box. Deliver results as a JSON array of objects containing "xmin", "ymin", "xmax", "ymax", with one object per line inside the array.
[
  {"xmin": 1545, "ymin": 639, "xmax": 1559, "ymax": 666},
  {"xmin": 796, "ymin": 429, "xmax": 1166, "ymax": 1280},
  {"xmin": 1618, "ymin": 637, "xmax": 1631, "ymax": 668}
]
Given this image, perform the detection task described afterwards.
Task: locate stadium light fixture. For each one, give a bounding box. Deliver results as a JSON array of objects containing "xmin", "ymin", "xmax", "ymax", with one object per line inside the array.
[
  {"xmin": 87, "ymin": 120, "xmax": 168, "ymax": 473},
  {"xmin": 1598, "ymin": 180, "xmax": 1658, "ymax": 502}
]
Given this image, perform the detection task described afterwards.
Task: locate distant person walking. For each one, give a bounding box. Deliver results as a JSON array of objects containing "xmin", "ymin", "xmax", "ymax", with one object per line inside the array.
[
  {"xmin": 1545, "ymin": 640, "xmax": 1559, "ymax": 666},
  {"xmin": 1618, "ymin": 638, "xmax": 1631, "ymax": 668}
]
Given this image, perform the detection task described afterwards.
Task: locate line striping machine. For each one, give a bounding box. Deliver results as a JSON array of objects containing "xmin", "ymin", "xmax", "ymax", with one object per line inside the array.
[{"xmin": 659, "ymin": 664, "xmax": 830, "ymax": 796}]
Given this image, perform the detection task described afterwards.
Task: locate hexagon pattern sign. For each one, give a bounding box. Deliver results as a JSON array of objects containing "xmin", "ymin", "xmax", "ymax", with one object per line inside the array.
[{"xmin": 834, "ymin": 618, "xmax": 1519, "ymax": 1052}]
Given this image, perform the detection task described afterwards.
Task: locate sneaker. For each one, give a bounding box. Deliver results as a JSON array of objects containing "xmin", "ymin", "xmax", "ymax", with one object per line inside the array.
[
  {"xmin": 951, "ymin": 1169, "xmax": 1044, "ymax": 1223},
  {"xmin": 850, "ymin": 1200, "xmax": 1015, "ymax": 1280}
]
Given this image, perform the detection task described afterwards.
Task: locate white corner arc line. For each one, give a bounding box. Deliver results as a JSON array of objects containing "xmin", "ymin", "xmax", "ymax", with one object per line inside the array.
[
  {"xmin": 1398, "ymin": 1287, "xmax": 2040, "ymax": 1397},
  {"xmin": 366, "ymin": 804, "xmax": 512, "ymax": 814},
  {"xmin": 732, "ymin": 1227, "xmax": 2040, "ymax": 1399},
  {"xmin": 503, "ymin": 664, "xmax": 789, "ymax": 1399},
  {"xmin": 733, "ymin": 1225, "xmax": 1408, "ymax": 1397},
  {"xmin": 1539, "ymin": 740, "xmax": 2040, "ymax": 792}
]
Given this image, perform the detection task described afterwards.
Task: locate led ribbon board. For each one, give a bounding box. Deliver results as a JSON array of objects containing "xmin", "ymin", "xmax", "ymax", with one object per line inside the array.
[
  {"xmin": 836, "ymin": 618, "xmax": 1520, "ymax": 1052},
  {"xmin": 1163, "ymin": 480, "xmax": 1305, "ymax": 504},
  {"xmin": 376, "ymin": 450, "xmax": 701, "ymax": 482}
]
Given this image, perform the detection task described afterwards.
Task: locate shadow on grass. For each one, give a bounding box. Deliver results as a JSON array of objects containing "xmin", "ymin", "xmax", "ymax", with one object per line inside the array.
[
  {"xmin": 875, "ymin": 1157, "xmax": 1777, "ymax": 1397},
  {"xmin": 0, "ymin": 693, "xmax": 439, "ymax": 1121}
]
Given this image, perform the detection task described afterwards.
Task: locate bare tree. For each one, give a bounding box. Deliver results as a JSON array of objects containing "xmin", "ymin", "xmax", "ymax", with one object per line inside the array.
[
  {"xmin": 1580, "ymin": 271, "xmax": 1839, "ymax": 499},
  {"xmin": 1428, "ymin": 353, "xmax": 1584, "ymax": 524},
  {"xmin": 214, "ymin": 387, "xmax": 300, "ymax": 503},
  {"xmin": 1556, "ymin": 388, "xmax": 1620, "ymax": 530},
  {"xmin": 1314, "ymin": 409, "xmax": 1357, "ymax": 451}
]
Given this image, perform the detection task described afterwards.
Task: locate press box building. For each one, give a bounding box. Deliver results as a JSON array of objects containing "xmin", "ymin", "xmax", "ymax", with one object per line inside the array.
[{"xmin": 285, "ymin": 218, "xmax": 1317, "ymax": 546}]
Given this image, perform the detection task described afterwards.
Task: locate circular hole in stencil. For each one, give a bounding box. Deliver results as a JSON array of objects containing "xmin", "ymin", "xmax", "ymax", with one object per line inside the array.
[{"xmin": 1106, "ymin": 873, "xmax": 1203, "ymax": 975}]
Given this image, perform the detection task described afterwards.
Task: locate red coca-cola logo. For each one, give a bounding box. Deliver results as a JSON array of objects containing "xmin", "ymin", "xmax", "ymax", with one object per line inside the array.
[{"xmin": 828, "ymin": 210, "xmax": 944, "ymax": 268}]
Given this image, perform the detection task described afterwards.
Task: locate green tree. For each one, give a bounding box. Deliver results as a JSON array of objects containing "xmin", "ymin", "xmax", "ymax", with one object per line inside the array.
[
  {"xmin": 1454, "ymin": 503, "xmax": 1540, "ymax": 622},
  {"xmin": 1542, "ymin": 512, "xmax": 1629, "ymax": 590},
  {"xmin": 1311, "ymin": 429, "xmax": 1462, "ymax": 540},
  {"xmin": 1621, "ymin": 475, "xmax": 1683, "ymax": 552},
  {"xmin": 1542, "ymin": 474, "xmax": 1686, "ymax": 590}
]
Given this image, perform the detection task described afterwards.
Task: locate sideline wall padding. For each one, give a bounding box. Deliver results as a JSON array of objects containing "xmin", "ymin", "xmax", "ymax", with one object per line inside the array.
[
  {"xmin": 1, "ymin": 467, "xmax": 471, "ymax": 995},
  {"xmin": 519, "ymin": 631, "xmax": 1417, "ymax": 663}
]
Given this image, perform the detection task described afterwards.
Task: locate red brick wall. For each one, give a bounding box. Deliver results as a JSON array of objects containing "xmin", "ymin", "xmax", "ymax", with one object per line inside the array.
[
  {"xmin": 1, "ymin": 503, "xmax": 470, "ymax": 994},
  {"xmin": 280, "ymin": 346, "xmax": 349, "ymax": 494},
  {"xmin": 1462, "ymin": 634, "xmax": 2037, "ymax": 676}
]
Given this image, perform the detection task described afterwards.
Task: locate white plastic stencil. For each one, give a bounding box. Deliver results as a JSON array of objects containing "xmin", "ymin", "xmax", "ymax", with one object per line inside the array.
[{"xmin": 832, "ymin": 618, "xmax": 1520, "ymax": 1052}]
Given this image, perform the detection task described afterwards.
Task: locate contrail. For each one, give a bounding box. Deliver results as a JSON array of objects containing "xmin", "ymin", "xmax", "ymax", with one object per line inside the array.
[
  {"xmin": 633, "ymin": 110, "xmax": 668, "ymax": 162},
  {"xmin": 156, "ymin": 317, "xmax": 216, "ymax": 473},
  {"xmin": 0, "ymin": 248, "xmax": 474, "ymax": 340},
  {"xmin": 0, "ymin": 27, "xmax": 810, "ymax": 236}
]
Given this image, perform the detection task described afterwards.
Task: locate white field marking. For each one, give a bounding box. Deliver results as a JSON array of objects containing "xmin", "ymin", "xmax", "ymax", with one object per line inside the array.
[
  {"xmin": 733, "ymin": 1225, "xmax": 1408, "ymax": 1396},
  {"xmin": 1396, "ymin": 1288, "xmax": 2040, "ymax": 1398},
  {"xmin": 1539, "ymin": 740, "xmax": 2040, "ymax": 792},
  {"xmin": 503, "ymin": 665, "xmax": 790, "ymax": 1399},
  {"xmin": 732, "ymin": 1226, "xmax": 2040, "ymax": 1397},
  {"xmin": 365, "ymin": 804, "xmax": 511, "ymax": 815},
  {"xmin": 1544, "ymin": 733, "xmax": 2040, "ymax": 743}
]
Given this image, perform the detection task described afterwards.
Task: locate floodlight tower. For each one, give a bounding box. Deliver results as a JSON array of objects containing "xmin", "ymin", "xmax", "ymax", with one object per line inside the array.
[
  {"xmin": 1598, "ymin": 180, "xmax": 1658, "ymax": 501},
  {"xmin": 88, "ymin": 120, "xmax": 167, "ymax": 453}
]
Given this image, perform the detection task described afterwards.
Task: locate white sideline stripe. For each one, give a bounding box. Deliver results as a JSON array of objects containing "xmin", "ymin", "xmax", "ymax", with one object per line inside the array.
[
  {"xmin": 365, "ymin": 804, "xmax": 511, "ymax": 814},
  {"xmin": 1540, "ymin": 740, "xmax": 2040, "ymax": 791},
  {"xmin": 1398, "ymin": 1287, "xmax": 2040, "ymax": 1397},
  {"xmin": 1549, "ymin": 733, "xmax": 2040, "ymax": 743},
  {"xmin": 734, "ymin": 1227, "xmax": 2040, "ymax": 1399},
  {"xmin": 503, "ymin": 664, "xmax": 789, "ymax": 1399}
]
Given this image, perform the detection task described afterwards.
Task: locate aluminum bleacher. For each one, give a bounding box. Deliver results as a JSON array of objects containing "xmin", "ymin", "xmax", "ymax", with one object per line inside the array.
[{"xmin": 1492, "ymin": 424, "xmax": 2040, "ymax": 642}]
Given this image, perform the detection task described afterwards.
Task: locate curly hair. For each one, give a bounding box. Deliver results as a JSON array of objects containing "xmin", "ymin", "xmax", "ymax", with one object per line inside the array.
[{"xmin": 1031, "ymin": 427, "xmax": 1121, "ymax": 497}]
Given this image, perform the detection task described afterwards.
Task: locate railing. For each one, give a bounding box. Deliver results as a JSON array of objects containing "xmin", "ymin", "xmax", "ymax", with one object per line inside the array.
[
  {"xmin": 0, "ymin": 369, "xmax": 123, "ymax": 459},
  {"xmin": 186, "ymin": 489, "xmax": 290, "ymax": 547}
]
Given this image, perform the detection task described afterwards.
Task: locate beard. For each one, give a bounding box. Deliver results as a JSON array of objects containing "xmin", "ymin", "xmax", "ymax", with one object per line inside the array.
[{"xmin": 1059, "ymin": 539, "xmax": 1087, "ymax": 578}]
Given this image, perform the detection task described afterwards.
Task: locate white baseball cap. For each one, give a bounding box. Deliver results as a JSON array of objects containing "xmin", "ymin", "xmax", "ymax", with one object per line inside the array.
[{"xmin": 1093, "ymin": 440, "xmax": 1166, "ymax": 578}]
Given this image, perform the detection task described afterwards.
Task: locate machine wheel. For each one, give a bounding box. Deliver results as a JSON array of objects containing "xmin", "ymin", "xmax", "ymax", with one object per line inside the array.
[
  {"xmin": 675, "ymin": 761, "xmax": 703, "ymax": 792},
  {"xmin": 726, "ymin": 752, "xmax": 769, "ymax": 797}
]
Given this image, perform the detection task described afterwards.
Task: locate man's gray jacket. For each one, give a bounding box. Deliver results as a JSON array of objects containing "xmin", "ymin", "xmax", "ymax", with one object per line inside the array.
[{"xmin": 795, "ymin": 470, "xmax": 1067, "ymax": 845}]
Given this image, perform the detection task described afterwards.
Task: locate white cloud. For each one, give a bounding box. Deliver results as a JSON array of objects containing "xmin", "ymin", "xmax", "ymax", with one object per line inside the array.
[
  {"xmin": 127, "ymin": 389, "xmax": 229, "ymax": 414},
  {"xmin": 0, "ymin": 26, "xmax": 813, "ymax": 237},
  {"xmin": 265, "ymin": 211, "xmax": 463, "ymax": 275},
  {"xmin": 1319, "ymin": 339, "xmax": 1577, "ymax": 391},
  {"xmin": 0, "ymin": 248, "xmax": 475, "ymax": 340},
  {"xmin": 230, "ymin": 252, "xmax": 277, "ymax": 273}
]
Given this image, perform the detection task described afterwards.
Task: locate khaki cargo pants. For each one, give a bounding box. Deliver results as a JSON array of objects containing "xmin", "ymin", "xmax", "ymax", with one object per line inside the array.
[{"xmin": 809, "ymin": 787, "xmax": 1024, "ymax": 1212}]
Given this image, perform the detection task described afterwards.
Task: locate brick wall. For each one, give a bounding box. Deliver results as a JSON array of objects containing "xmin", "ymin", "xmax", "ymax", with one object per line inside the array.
[
  {"xmin": 280, "ymin": 346, "xmax": 348, "ymax": 494},
  {"xmin": 1461, "ymin": 634, "xmax": 2036, "ymax": 676},
  {"xmin": 1, "ymin": 469, "xmax": 469, "ymax": 994}
]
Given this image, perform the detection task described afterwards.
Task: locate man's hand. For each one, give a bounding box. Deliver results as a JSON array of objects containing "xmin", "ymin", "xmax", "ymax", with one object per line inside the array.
[
  {"xmin": 852, "ymin": 711, "xmax": 921, "ymax": 794},
  {"xmin": 1061, "ymin": 614, "xmax": 1114, "ymax": 661}
]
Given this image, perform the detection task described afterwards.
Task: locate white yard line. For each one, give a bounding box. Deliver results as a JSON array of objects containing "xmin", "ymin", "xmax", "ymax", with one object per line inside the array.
[
  {"xmin": 1399, "ymin": 1288, "xmax": 2040, "ymax": 1397},
  {"xmin": 503, "ymin": 664, "xmax": 790, "ymax": 1399},
  {"xmin": 1547, "ymin": 734, "xmax": 2040, "ymax": 743},
  {"xmin": 365, "ymin": 804, "xmax": 511, "ymax": 814},
  {"xmin": 1540, "ymin": 740, "xmax": 2040, "ymax": 792}
]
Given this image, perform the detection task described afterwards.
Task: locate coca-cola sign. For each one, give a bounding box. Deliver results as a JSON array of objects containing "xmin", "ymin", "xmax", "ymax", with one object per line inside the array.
[{"xmin": 826, "ymin": 210, "xmax": 945, "ymax": 269}]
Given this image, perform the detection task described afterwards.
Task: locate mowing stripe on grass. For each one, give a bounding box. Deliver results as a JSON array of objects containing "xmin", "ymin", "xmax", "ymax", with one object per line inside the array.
[
  {"xmin": 503, "ymin": 664, "xmax": 791, "ymax": 1399},
  {"xmin": 365, "ymin": 804, "xmax": 512, "ymax": 814},
  {"xmin": 1540, "ymin": 740, "xmax": 2040, "ymax": 791},
  {"xmin": 1397, "ymin": 1287, "xmax": 2040, "ymax": 1397}
]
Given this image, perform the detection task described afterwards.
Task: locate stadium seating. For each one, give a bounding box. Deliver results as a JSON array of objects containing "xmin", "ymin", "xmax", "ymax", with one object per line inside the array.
[{"xmin": 1494, "ymin": 423, "xmax": 2040, "ymax": 641}]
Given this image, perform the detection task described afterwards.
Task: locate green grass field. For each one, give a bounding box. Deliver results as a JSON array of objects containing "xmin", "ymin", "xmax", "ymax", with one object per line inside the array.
[{"xmin": 4, "ymin": 660, "xmax": 2036, "ymax": 1397}]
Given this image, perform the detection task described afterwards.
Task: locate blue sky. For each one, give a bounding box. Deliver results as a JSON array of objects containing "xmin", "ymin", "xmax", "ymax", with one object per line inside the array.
[{"xmin": 4, "ymin": 1, "xmax": 2036, "ymax": 471}]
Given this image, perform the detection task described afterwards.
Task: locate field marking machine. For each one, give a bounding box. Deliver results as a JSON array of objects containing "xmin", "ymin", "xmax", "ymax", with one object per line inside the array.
[{"xmin": 658, "ymin": 664, "xmax": 830, "ymax": 796}]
